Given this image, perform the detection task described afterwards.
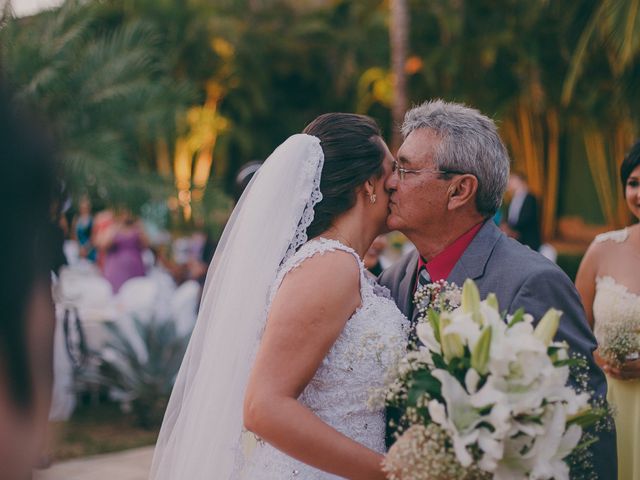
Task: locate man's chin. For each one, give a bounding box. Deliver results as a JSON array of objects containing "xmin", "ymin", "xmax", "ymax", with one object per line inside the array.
[{"xmin": 385, "ymin": 215, "xmax": 402, "ymax": 232}]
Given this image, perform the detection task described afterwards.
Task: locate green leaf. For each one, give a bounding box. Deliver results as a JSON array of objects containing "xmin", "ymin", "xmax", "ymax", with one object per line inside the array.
[
  {"xmin": 508, "ymin": 308, "xmax": 526, "ymax": 327},
  {"xmin": 428, "ymin": 309, "xmax": 441, "ymax": 343}
]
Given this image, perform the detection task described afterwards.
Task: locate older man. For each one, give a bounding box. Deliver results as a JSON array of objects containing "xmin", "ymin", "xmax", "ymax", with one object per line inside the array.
[{"xmin": 379, "ymin": 99, "xmax": 616, "ymax": 478}]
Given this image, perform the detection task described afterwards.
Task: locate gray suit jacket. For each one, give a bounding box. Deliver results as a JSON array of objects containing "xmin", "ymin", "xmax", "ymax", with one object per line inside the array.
[{"xmin": 379, "ymin": 220, "xmax": 616, "ymax": 479}]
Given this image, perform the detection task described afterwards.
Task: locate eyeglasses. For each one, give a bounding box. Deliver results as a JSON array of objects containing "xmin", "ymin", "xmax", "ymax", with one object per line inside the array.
[{"xmin": 391, "ymin": 159, "xmax": 466, "ymax": 181}]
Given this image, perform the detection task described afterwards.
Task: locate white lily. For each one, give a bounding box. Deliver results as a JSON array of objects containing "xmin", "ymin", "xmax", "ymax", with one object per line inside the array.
[
  {"xmin": 442, "ymin": 312, "xmax": 481, "ymax": 349},
  {"xmin": 524, "ymin": 406, "xmax": 582, "ymax": 480},
  {"xmin": 480, "ymin": 301, "xmax": 506, "ymax": 330},
  {"xmin": 494, "ymin": 435, "xmax": 534, "ymax": 480},
  {"xmin": 429, "ymin": 369, "xmax": 492, "ymax": 467},
  {"xmin": 465, "ymin": 368, "xmax": 481, "ymax": 394},
  {"xmin": 439, "ymin": 315, "xmax": 465, "ymax": 361},
  {"xmin": 416, "ymin": 322, "xmax": 441, "ymax": 355}
]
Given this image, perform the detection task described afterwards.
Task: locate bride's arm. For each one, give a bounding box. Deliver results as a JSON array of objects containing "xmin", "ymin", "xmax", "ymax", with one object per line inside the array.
[{"xmin": 243, "ymin": 250, "xmax": 386, "ymax": 480}]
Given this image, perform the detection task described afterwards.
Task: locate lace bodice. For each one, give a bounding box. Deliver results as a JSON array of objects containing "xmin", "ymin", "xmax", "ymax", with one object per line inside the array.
[
  {"xmin": 244, "ymin": 238, "xmax": 410, "ymax": 479},
  {"xmin": 592, "ymin": 227, "xmax": 640, "ymax": 349}
]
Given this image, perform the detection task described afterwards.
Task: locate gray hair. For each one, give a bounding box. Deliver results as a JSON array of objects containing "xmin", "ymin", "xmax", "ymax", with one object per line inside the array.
[{"xmin": 401, "ymin": 99, "xmax": 510, "ymax": 217}]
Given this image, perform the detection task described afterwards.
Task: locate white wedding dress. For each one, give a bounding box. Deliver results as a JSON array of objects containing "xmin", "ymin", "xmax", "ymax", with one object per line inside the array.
[
  {"xmin": 151, "ymin": 134, "xmax": 408, "ymax": 480},
  {"xmin": 242, "ymin": 238, "xmax": 410, "ymax": 479}
]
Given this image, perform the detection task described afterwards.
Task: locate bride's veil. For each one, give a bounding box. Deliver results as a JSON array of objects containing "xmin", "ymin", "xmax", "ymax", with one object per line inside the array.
[{"xmin": 150, "ymin": 134, "xmax": 325, "ymax": 479}]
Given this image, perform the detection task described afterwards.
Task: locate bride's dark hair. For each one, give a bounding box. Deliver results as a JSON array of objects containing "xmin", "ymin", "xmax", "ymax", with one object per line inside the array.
[{"xmin": 303, "ymin": 112, "xmax": 385, "ymax": 239}]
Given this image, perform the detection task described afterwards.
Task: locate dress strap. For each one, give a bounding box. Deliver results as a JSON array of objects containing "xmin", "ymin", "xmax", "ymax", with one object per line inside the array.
[
  {"xmin": 269, "ymin": 237, "xmax": 371, "ymax": 305},
  {"xmin": 594, "ymin": 228, "xmax": 629, "ymax": 244}
]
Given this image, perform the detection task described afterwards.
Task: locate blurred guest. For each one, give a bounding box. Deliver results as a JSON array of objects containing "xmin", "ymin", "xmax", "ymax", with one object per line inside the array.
[
  {"xmin": 186, "ymin": 230, "xmax": 217, "ymax": 286},
  {"xmin": 501, "ymin": 171, "xmax": 541, "ymax": 251},
  {"xmin": 48, "ymin": 199, "xmax": 68, "ymax": 277},
  {"xmin": 492, "ymin": 201, "xmax": 504, "ymax": 226},
  {"xmin": 0, "ymin": 82, "xmax": 58, "ymax": 480},
  {"xmin": 91, "ymin": 208, "xmax": 114, "ymax": 269},
  {"xmin": 363, "ymin": 235, "xmax": 389, "ymax": 277},
  {"xmin": 72, "ymin": 196, "xmax": 95, "ymax": 262},
  {"xmin": 576, "ymin": 140, "xmax": 640, "ymax": 480},
  {"xmin": 95, "ymin": 209, "xmax": 149, "ymax": 293}
]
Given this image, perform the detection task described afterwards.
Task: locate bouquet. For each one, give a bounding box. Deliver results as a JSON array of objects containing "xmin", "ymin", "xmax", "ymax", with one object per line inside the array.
[
  {"xmin": 598, "ymin": 321, "xmax": 640, "ymax": 366},
  {"xmin": 382, "ymin": 279, "xmax": 605, "ymax": 480}
]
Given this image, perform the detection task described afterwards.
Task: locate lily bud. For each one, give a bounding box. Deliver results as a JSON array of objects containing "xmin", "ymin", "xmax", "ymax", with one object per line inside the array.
[
  {"xmin": 471, "ymin": 326, "xmax": 492, "ymax": 375},
  {"xmin": 534, "ymin": 308, "xmax": 562, "ymax": 346},
  {"xmin": 485, "ymin": 293, "xmax": 499, "ymax": 312},
  {"xmin": 462, "ymin": 279, "xmax": 483, "ymax": 324},
  {"xmin": 428, "ymin": 309, "xmax": 441, "ymax": 343},
  {"xmin": 440, "ymin": 316, "xmax": 464, "ymax": 361}
]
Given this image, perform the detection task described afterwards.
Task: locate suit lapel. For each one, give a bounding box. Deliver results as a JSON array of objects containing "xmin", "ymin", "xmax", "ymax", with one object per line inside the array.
[
  {"xmin": 397, "ymin": 249, "xmax": 419, "ymax": 318},
  {"xmin": 447, "ymin": 221, "xmax": 502, "ymax": 287}
]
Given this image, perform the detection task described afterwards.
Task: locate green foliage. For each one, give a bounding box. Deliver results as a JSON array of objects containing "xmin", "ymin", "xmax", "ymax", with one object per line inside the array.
[
  {"xmin": 557, "ymin": 253, "xmax": 584, "ymax": 282},
  {"xmin": 1, "ymin": 1, "xmax": 195, "ymax": 211},
  {"xmin": 407, "ymin": 369, "xmax": 442, "ymax": 405},
  {"xmin": 3, "ymin": 0, "xmax": 639, "ymax": 225},
  {"xmin": 208, "ymin": 0, "xmax": 390, "ymax": 185},
  {"xmin": 80, "ymin": 318, "xmax": 189, "ymax": 429}
]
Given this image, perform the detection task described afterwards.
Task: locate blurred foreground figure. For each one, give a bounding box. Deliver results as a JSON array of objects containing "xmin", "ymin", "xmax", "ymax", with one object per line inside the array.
[{"xmin": 0, "ymin": 82, "xmax": 58, "ymax": 480}]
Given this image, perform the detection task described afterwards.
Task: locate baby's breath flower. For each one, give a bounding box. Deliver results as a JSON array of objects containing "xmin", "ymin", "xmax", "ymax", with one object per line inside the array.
[
  {"xmin": 599, "ymin": 322, "xmax": 640, "ymax": 366},
  {"xmin": 384, "ymin": 424, "xmax": 490, "ymax": 480}
]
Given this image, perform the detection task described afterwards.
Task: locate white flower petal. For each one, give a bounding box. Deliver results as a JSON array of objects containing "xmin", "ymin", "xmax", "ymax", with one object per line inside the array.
[
  {"xmin": 465, "ymin": 368, "xmax": 481, "ymax": 394},
  {"xmin": 416, "ymin": 322, "xmax": 441, "ymax": 354}
]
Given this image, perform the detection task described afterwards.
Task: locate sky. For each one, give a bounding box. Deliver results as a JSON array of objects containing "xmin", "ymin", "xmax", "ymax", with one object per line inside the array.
[{"xmin": 7, "ymin": 0, "xmax": 64, "ymax": 17}]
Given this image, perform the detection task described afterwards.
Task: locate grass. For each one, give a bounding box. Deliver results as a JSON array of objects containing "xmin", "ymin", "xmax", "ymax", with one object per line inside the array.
[{"xmin": 50, "ymin": 401, "xmax": 159, "ymax": 461}]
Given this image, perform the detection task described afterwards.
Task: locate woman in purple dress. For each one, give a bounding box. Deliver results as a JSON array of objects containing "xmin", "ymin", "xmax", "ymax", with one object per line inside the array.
[{"xmin": 96, "ymin": 210, "xmax": 148, "ymax": 293}]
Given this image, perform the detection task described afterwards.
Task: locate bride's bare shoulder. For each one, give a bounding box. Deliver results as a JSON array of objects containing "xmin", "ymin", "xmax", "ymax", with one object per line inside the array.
[
  {"xmin": 283, "ymin": 248, "xmax": 359, "ymax": 289},
  {"xmin": 273, "ymin": 248, "xmax": 362, "ymax": 314}
]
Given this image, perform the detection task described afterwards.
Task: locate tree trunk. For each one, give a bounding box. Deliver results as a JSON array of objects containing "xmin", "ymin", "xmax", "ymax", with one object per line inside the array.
[{"xmin": 390, "ymin": 0, "xmax": 409, "ymax": 153}]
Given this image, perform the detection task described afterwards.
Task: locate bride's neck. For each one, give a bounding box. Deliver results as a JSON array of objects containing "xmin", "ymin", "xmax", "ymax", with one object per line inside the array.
[{"xmin": 320, "ymin": 215, "xmax": 378, "ymax": 259}]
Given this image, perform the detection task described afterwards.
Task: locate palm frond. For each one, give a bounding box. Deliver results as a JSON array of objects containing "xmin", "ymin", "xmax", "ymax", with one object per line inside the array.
[{"xmin": 78, "ymin": 317, "xmax": 189, "ymax": 428}]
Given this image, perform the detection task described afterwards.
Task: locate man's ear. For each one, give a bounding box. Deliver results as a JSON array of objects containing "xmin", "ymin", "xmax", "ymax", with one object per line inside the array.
[{"xmin": 447, "ymin": 174, "xmax": 478, "ymax": 211}]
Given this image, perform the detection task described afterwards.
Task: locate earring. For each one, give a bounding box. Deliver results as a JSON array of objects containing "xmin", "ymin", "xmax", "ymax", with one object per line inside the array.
[{"xmin": 369, "ymin": 193, "xmax": 377, "ymax": 204}]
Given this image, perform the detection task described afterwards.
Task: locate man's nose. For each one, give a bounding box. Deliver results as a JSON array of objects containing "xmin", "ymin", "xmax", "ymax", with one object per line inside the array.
[{"xmin": 385, "ymin": 170, "xmax": 398, "ymax": 191}]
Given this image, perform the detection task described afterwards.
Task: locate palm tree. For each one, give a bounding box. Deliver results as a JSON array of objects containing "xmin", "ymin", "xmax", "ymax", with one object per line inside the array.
[
  {"xmin": 560, "ymin": 0, "xmax": 640, "ymax": 228},
  {"xmin": 562, "ymin": 0, "xmax": 640, "ymax": 105},
  {"xmin": 1, "ymin": 0, "xmax": 194, "ymax": 209},
  {"xmin": 389, "ymin": 0, "xmax": 408, "ymax": 153}
]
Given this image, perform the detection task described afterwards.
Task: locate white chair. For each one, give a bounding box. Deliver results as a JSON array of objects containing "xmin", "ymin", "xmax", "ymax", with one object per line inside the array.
[
  {"xmin": 116, "ymin": 277, "xmax": 159, "ymax": 322},
  {"xmin": 49, "ymin": 304, "xmax": 77, "ymax": 421},
  {"xmin": 171, "ymin": 280, "xmax": 201, "ymax": 337},
  {"xmin": 57, "ymin": 266, "xmax": 116, "ymax": 352}
]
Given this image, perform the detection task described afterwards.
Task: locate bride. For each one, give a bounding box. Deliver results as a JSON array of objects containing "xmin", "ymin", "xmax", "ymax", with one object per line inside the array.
[{"xmin": 150, "ymin": 113, "xmax": 409, "ymax": 479}]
